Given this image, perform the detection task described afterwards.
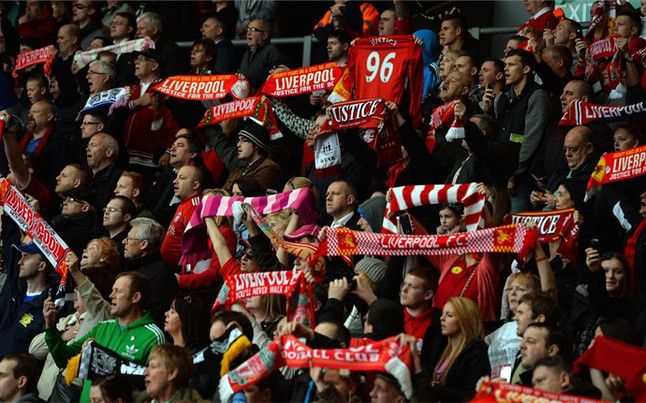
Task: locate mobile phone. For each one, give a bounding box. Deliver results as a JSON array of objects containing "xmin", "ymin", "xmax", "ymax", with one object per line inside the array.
[
  {"xmin": 590, "ymin": 238, "xmax": 600, "ymax": 249},
  {"xmin": 397, "ymin": 213, "xmax": 414, "ymax": 235}
]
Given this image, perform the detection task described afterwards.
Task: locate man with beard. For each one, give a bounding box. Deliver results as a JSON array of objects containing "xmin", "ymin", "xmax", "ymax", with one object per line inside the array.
[{"xmin": 17, "ymin": 100, "xmax": 68, "ymax": 189}]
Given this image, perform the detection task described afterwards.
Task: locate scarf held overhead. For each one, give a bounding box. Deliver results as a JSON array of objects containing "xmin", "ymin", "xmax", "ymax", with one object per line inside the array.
[
  {"xmin": 573, "ymin": 336, "xmax": 646, "ymax": 402},
  {"xmin": 180, "ymin": 188, "xmax": 316, "ymax": 266},
  {"xmin": 382, "ymin": 183, "xmax": 486, "ymax": 234},
  {"xmin": 587, "ymin": 145, "xmax": 646, "ymax": 190},
  {"xmin": 471, "ymin": 381, "xmax": 602, "ymax": 403},
  {"xmin": 0, "ymin": 179, "xmax": 70, "ymax": 307},
  {"xmin": 219, "ymin": 335, "xmax": 413, "ymax": 402},
  {"xmin": 243, "ymin": 203, "xmax": 325, "ymax": 272},
  {"xmin": 72, "ymin": 38, "xmax": 154, "ymax": 70},
  {"xmin": 507, "ymin": 208, "xmax": 575, "ymax": 243},
  {"xmin": 13, "ymin": 45, "xmax": 55, "ymax": 77},
  {"xmin": 318, "ymin": 98, "xmax": 402, "ymax": 170},
  {"xmin": 211, "ymin": 270, "xmax": 314, "ymax": 329},
  {"xmin": 261, "ymin": 62, "xmax": 343, "ymax": 97},
  {"xmin": 198, "ymin": 95, "xmax": 282, "ymax": 140},
  {"xmin": 425, "ymin": 100, "xmax": 464, "ymax": 153},
  {"xmin": 152, "ymin": 74, "xmax": 250, "ymax": 100},
  {"xmin": 318, "ymin": 225, "xmax": 536, "ymax": 260},
  {"xmin": 559, "ymin": 100, "xmax": 646, "ymax": 127},
  {"xmin": 77, "ymin": 87, "xmax": 132, "ymax": 119}
]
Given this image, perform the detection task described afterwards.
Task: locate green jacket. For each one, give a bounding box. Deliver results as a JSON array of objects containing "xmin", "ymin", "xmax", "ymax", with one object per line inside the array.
[{"xmin": 45, "ymin": 312, "xmax": 165, "ymax": 368}]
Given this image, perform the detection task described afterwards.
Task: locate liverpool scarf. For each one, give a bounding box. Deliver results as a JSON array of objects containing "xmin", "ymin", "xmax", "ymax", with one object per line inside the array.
[
  {"xmin": 382, "ymin": 183, "xmax": 486, "ymax": 234},
  {"xmin": 319, "ymin": 98, "xmax": 402, "ymax": 169},
  {"xmin": 13, "ymin": 45, "xmax": 55, "ymax": 78},
  {"xmin": 559, "ymin": 100, "xmax": 646, "ymax": 127},
  {"xmin": 471, "ymin": 381, "xmax": 602, "ymax": 403},
  {"xmin": 574, "ymin": 336, "xmax": 646, "ymax": 402},
  {"xmin": 507, "ymin": 208, "xmax": 575, "ymax": 243},
  {"xmin": 261, "ymin": 62, "xmax": 342, "ymax": 97},
  {"xmin": 243, "ymin": 203, "xmax": 325, "ymax": 272},
  {"xmin": 77, "ymin": 86, "xmax": 132, "ymax": 119},
  {"xmin": 0, "ymin": 179, "xmax": 70, "ymax": 307},
  {"xmin": 73, "ymin": 341, "xmax": 146, "ymax": 388},
  {"xmin": 198, "ymin": 95, "xmax": 282, "ymax": 140},
  {"xmin": 425, "ymin": 100, "xmax": 465, "ymax": 153},
  {"xmin": 507, "ymin": 208, "xmax": 579, "ymax": 262},
  {"xmin": 73, "ymin": 38, "xmax": 154, "ymax": 70},
  {"xmin": 318, "ymin": 225, "xmax": 536, "ymax": 260},
  {"xmin": 219, "ymin": 335, "xmax": 413, "ymax": 402},
  {"xmin": 152, "ymin": 74, "xmax": 250, "ymax": 100},
  {"xmin": 211, "ymin": 270, "xmax": 314, "ymax": 329},
  {"xmin": 180, "ymin": 188, "xmax": 316, "ymax": 266},
  {"xmin": 586, "ymin": 145, "xmax": 646, "ymax": 191}
]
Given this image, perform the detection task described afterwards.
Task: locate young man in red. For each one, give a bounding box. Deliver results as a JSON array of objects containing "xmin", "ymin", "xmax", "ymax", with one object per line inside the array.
[{"xmin": 399, "ymin": 267, "xmax": 445, "ymax": 364}]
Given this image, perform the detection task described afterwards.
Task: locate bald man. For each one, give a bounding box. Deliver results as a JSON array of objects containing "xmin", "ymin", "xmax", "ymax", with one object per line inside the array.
[
  {"xmin": 18, "ymin": 100, "xmax": 68, "ymax": 188},
  {"xmin": 87, "ymin": 133, "xmax": 124, "ymax": 211}
]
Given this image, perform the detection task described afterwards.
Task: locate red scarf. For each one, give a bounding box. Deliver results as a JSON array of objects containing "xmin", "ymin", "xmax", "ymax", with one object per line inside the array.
[
  {"xmin": 472, "ymin": 381, "xmax": 602, "ymax": 403},
  {"xmin": 586, "ymin": 145, "xmax": 646, "ymax": 191},
  {"xmin": 260, "ymin": 62, "xmax": 342, "ymax": 97},
  {"xmin": 18, "ymin": 126, "xmax": 55, "ymax": 156},
  {"xmin": 559, "ymin": 100, "xmax": 646, "ymax": 127},
  {"xmin": 573, "ymin": 336, "xmax": 646, "ymax": 401},
  {"xmin": 153, "ymin": 74, "xmax": 250, "ymax": 100},
  {"xmin": 13, "ymin": 45, "xmax": 55, "ymax": 78},
  {"xmin": 198, "ymin": 96, "xmax": 282, "ymax": 140},
  {"xmin": 219, "ymin": 335, "xmax": 413, "ymax": 402}
]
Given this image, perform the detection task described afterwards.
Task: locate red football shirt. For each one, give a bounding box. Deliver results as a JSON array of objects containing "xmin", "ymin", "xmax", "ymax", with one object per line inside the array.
[
  {"xmin": 330, "ymin": 35, "xmax": 423, "ymax": 127},
  {"xmin": 161, "ymin": 195, "xmax": 201, "ymax": 267}
]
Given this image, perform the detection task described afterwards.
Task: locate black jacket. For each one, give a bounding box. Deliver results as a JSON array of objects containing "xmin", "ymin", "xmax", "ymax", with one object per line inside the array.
[
  {"xmin": 238, "ymin": 42, "xmax": 287, "ymax": 89},
  {"xmin": 50, "ymin": 211, "xmax": 100, "ymax": 257},
  {"xmin": 430, "ymin": 339, "xmax": 491, "ymax": 402},
  {"xmin": 125, "ymin": 253, "xmax": 178, "ymax": 326},
  {"xmin": 89, "ymin": 164, "xmax": 123, "ymax": 212},
  {"xmin": 214, "ymin": 39, "xmax": 238, "ymax": 74}
]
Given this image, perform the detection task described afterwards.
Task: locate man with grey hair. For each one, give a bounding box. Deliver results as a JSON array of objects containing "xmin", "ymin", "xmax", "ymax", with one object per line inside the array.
[
  {"xmin": 87, "ymin": 60, "xmax": 115, "ymax": 95},
  {"xmin": 238, "ymin": 18, "xmax": 287, "ymax": 90},
  {"xmin": 123, "ymin": 217, "xmax": 178, "ymax": 325},
  {"xmin": 135, "ymin": 11, "xmax": 186, "ymax": 77}
]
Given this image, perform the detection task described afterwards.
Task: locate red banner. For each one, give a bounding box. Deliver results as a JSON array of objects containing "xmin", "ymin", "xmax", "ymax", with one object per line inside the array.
[
  {"xmin": 0, "ymin": 179, "xmax": 70, "ymax": 306},
  {"xmin": 219, "ymin": 335, "xmax": 413, "ymax": 402},
  {"xmin": 322, "ymin": 98, "xmax": 387, "ymax": 132},
  {"xmin": 13, "ymin": 45, "xmax": 55, "ymax": 77},
  {"xmin": 260, "ymin": 62, "xmax": 342, "ymax": 97},
  {"xmin": 472, "ymin": 381, "xmax": 602, "ymax": 403},
  {"xmin": 507, "ymin": 209, "xmax": 575, "ymax": 243},
  {"xmin": 587, "ymin": 145, "xmax": 646, "ymax": 190},
  {"xmin": 152, "ymin": 75, "xmax": 250, "ymax": 100}
]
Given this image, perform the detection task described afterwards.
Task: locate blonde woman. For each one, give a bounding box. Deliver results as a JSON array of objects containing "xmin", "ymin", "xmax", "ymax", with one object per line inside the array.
[{"xmin": 430, "ymin": 297, "xmax": 490, "ymax": 401}]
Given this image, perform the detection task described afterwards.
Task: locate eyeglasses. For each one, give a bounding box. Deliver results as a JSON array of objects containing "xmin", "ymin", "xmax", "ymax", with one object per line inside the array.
[
  {"xmin": 74, "ymin": 3, "xmax": 89, "ymax": 9},
  {"xmin": 103, "ymin": 207, "xmax": 122, "ymax": 213},
  {"xmin": 81, "ymin": 121, "xmax": 100, "ymax": 126},
  {"xmin": 87, "ymin": 70, "xmax": 106, "ymax": 75},
  {"xmin": 124, "ymin": 237, "xmax": 144, "ymax": 243},
  {"xmin": 242, "ymin": 250, "xmax": 255, "ymax": 260},
  {"xmin": 247, "ymin": 27, "xmax": 265, "ymax": 33}
]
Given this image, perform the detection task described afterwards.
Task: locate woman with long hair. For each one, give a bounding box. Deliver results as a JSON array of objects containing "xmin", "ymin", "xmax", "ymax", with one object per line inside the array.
[{"xmin": 430, "ymin": 297, "xmax": 490, "ymax": 401}]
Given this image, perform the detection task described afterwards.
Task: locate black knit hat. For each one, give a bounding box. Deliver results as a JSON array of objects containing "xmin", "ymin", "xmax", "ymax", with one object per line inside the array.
[{"xmin": 238, "ymin": 121, "xmax": 270, "ymax": 154}]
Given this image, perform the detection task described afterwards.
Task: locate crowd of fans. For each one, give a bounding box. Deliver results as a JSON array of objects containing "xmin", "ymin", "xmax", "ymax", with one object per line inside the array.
[{"xmin": 0, "ymin": 0, "xmax": 644, "ymax": 402}]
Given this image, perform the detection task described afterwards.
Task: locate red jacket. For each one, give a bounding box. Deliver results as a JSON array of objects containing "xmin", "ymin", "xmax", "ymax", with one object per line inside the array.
[
  {"xmin": 404, "ymin": 306, "xmax": 434, "ymax": 352},
  {"xmin": 123, "ymin": 83, "xmax": 178, "ymax": 167},
  {"xmin": 17, "ymin": 10, "xmax": 57, "ymax": 47},
  {"xmin": 517, "ymin": 8, "xmax": 559, "ymax": 35}
]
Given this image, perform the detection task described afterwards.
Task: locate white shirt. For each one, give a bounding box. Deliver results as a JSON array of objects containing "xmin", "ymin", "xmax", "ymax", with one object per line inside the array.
[{"xmin": 331, "ymin": 211, "xmax": 355, "ymax": 228}]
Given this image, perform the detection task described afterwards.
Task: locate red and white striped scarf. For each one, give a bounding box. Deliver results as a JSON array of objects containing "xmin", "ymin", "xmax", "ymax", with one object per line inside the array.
[
  {"xmin": 382, "ymin": 183, "xmax": 486, "ymax": 234},
  {"xmin": 318, "ymin": 225, "xmax": 536, "ymax": 260}
]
